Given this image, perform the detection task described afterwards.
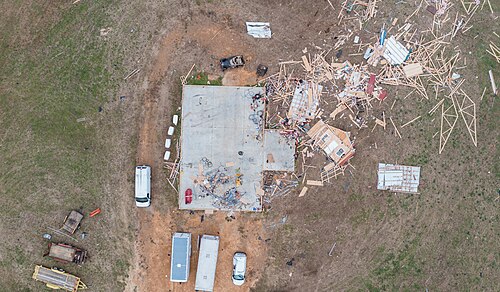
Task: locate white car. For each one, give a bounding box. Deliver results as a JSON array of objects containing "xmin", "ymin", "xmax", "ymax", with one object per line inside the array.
[
  {"xmin": 135, "ymin": 165, "xmax": 151, "ymax": 207},
  {"xmin": 232, "ymin": 252, "xmax": 247, "ymax": 286}
]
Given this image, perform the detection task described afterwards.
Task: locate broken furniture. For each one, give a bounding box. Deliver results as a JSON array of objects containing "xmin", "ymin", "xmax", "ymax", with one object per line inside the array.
[{"xmin": 61, "ymin": 211, "xmax": 83, "ymax": 235}]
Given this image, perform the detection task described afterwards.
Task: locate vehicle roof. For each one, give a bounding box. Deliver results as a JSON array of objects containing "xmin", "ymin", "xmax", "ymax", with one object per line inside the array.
[
  {"xmin": 135, "ymin": 166, "xmax": 150, "ymax": 198},
  {"xmin": 171, "ymin": 233, "xmax": 191, "ymax": 281},
  {"xmin": 195, "ymin": 235, "xmax": 219, "ymax": 291}
]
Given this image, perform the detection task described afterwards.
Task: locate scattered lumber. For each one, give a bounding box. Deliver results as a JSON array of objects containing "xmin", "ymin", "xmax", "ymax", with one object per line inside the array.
[
  {"xmin": 298, "ymin": 187, "xmax": 308, "ymax": 197},
  {"xmin": 439, "ymin": 98, "xmax": 459, "ymax": 154}
]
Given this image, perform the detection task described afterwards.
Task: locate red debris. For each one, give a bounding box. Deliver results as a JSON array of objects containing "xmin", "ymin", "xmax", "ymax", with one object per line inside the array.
[
  {"xmin": 378, "ymin": 90, "xmax": 387, "ymax": 101},
  {"xmin": 366, "ymin": 74, "xmax": 376, "ymax": 94},
  {"xmin": 89, "ymin": 208, "xmax": 101, "ymax": 217},
  {"xmin": 185, "ymin": 188, "xmax": 193, "ymax": 204}
]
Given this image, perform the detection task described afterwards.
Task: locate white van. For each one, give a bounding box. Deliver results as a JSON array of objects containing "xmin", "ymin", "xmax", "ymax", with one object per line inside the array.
[{"xmin": 135, "ymin": 165, "xmax": 151, "ymax": 207}]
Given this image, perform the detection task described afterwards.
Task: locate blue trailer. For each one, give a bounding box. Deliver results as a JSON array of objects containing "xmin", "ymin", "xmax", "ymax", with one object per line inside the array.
[{"xmin": 170, "ymin": 232, "xmax": 191, "ymax": 282}]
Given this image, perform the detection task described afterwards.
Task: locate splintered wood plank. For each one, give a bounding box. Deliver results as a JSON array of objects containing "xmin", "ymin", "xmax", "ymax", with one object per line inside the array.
[
  {"xmin": 302, "ymin": 55, "xmax": 312, "ymax": 72},
  {"xmin": 375, "ymin": 118, "xmax": 386, "ymax": 128},
  {"xmin": 439, "ymin": 97, "xmax": 459, "ymax": 154},
  {"xmin": 329, "ymin": 103, "xmax": 347, "ymax": 120},
  {"xmin": 306, "ymin": 180, "xmax": 324, "ymax": 186},
  {"xmin": 403, "ymin": 63, "xmax": 424, "ymax": 78},
  {"xmin": 457, "ymin": 91, "xmax": 477, "ymax": 146},
  {"xmin": 298, "ymin": 187, "xmax": 308, "ymax": 197}
]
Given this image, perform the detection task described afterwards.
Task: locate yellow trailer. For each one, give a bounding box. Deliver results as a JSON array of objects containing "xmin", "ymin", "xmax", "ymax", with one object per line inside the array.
[{"xmin": 32, "ymin": 265, "xmax": 87, "ymax": 291}]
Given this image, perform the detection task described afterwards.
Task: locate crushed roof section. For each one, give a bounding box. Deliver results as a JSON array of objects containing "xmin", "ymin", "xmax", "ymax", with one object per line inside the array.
[{"xmin": 307, "ymin": 120, "xmax": 355, "ymax": 166}]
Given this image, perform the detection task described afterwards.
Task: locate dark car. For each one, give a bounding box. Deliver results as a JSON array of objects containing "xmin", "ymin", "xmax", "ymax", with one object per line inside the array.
[{"xmin": 220, "ymin": 55, "xmax": 245, "ymax": 70}]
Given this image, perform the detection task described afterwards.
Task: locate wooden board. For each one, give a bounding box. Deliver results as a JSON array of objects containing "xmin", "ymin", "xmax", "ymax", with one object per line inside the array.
[
  {"xmin": 403, "ymin": 63, "xmax": 423, "ymax": 78},
  {"xmin": 306, "ymin": 180, "xmax": 324, "ymax": 186},
  {"xmin": 298, "ymin": 187, "xmax": 308, "ymax": 197},
  {"xmin": 302, "ymin": 55, "xmax": 312, "ymax": 72},
  {"xmin": 330, "ymin": 104, "xmax": 347, "ymax": 119},
  {"xmin": 49, "ymin": 244, "xmax": 76, "ymax": 262}
]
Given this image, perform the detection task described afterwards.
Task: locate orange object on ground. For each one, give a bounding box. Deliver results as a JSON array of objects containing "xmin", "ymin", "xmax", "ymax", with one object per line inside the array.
[{"xmin": 89, "ymin": 208, "xmax": 101, "ymax": 217}]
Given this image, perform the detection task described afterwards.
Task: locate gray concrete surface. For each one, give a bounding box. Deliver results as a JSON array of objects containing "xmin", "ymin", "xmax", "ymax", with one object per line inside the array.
[
  {"xmin": 263, "ymin": 130, "xmax": 296, "ymax": 171},
  {"xmin": 179, "ymin": 85, "xmax": 267, "ymax": 211}
]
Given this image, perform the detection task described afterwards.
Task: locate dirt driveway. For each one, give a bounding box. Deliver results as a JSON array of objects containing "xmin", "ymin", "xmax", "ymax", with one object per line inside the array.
[{"xmin": 124, "ymin": 19, "xmax": 270, "ymax": 292}]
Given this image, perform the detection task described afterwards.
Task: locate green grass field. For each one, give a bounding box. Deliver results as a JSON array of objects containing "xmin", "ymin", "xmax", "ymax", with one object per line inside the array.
[{"xmin": 0, "ymin": 1, "xmax": 136, "ymax": 291}]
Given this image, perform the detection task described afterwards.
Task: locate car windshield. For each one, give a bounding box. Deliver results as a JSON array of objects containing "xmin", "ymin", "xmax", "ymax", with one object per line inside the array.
[
  {"xmin": 136, "ymin": 197, "xmax": 149, "ymax": 203},
  {"xmin": 233, "ymin": 274, "xmax": 244, "ymax": 281}
]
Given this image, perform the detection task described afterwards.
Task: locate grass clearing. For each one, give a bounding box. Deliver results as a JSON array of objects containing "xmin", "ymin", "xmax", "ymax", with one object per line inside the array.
[
  {"xmin": 0, "ymin": 1, "xmax": 137, "ymax": 291},
  {"xmin": 186, "ymin": 70, "xmax": 223, "ymax": 86}
]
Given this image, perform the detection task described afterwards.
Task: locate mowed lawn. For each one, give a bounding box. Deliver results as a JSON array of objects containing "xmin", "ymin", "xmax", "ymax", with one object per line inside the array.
[{"xmin": 0, "ymin": 1, "xmax": 137, "ymax": 291}]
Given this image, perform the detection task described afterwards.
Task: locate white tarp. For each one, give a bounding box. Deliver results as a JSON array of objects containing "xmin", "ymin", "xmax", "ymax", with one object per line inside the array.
[{"xmin": 246, "ymin": 22, "xmax": 271, "ymax": 39}]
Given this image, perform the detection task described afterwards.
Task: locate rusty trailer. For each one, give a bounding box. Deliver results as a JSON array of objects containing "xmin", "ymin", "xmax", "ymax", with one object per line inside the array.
[{"xmin": 46, "ymin": 243, "xmax": 87, "ymax": 264}]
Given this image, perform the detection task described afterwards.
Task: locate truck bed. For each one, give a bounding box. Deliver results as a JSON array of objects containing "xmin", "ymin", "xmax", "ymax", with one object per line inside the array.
[{"xmin": 49, "ymin": 244, "xmax": 76, "ymax": 262}]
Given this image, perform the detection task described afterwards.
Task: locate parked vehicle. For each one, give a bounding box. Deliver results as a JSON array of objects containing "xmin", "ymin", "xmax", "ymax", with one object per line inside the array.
[
  {"xmin": 220, "ymin": 56, "xmax": 245, "ymax": 70},
  {"xmin": 135, "ymin": 165, "xmax": 151, "ymax": 207},
  {"xmin": 232, "ymin": 252, "xmax": 247, "ymax": 286},
  {"xmin": 61, "ymin": 210, "xmax": 83, "ymax": 235},
  {"xmin": 195, "ymin": 235, "xmax": 220, "ymax": 292},
  {"xmin": 45, "ymin": 243, "xmax": 87, "ymax": 265},
  {"xmin": 170, "ymin": 233, "xmax": 191, "ymax": 282}
]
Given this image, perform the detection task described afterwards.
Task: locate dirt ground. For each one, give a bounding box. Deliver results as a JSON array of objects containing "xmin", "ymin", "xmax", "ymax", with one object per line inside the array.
[
  {"xmin": 125, "ymin": 18, "xmax": 271, "ymax": 292},
  {"xmin": 1, "ymin": 0, "xmax": 498, "ymax": 291},
  {"xmin": 124, "ymin": 1, "xmax": 499, "ymax": 291}
]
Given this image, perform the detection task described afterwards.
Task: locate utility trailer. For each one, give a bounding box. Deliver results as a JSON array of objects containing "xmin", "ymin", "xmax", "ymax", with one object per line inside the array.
[
  {"xmin": 32, "ymin": 265, "xmax": 87, "ymax": 291},
  {"xmin": 45, "ymin": 243, "xmax": 87, "ymax": 264},
  {"xmin": 61, "ymin": 211, "xmax": 83, "ymax": 234},
  {"xmin": 170, "ymin": 232, "xmax": 191, "ymax": 282},
  {"xmin": 195, "ymin": 235, "xmax": 220, "ymax": 292}
]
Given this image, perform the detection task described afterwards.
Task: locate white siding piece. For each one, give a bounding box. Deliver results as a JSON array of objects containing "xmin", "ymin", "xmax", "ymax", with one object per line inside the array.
[
  {"xmin": 168, "ymin": 126, "xmax": 175, "ymax": 136},
  {"xmin": 377, "ymin": 163, "xmax": 421, "ymax": 193},
  {"xmin": 288, "ymin": 82, "xmax": 322, "ymax": 122},
  {"xmin": 383, "ymin": 36, "xmax": 410, "ymax": 65},
  {"xmin": 246, "ymin": 22, "xmax": 272, "ymax": 39}
]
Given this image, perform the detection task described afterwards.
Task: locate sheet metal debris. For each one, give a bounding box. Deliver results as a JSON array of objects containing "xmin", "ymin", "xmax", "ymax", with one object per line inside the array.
[{"xmin": 246, "ymin": 22, "xmax": 272, "ymax": 38}]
